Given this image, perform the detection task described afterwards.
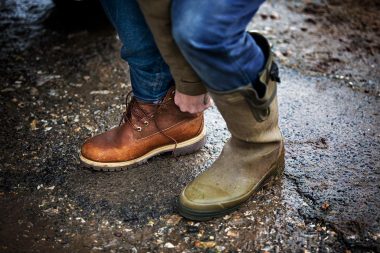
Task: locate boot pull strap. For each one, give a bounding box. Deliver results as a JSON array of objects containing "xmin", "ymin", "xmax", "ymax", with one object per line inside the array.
[{"xmin": 238, "ymin": 61, "xmax": 279, "ymax": 122}]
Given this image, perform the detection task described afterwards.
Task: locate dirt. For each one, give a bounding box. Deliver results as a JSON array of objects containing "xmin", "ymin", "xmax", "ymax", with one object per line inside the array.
[
  {"xmin": 251, "ymin": 0, "xmax": 380, "ymax": 96},
  {"xmin": 0, "ymin": 0, "xmax": 379, "ymax": 252}
]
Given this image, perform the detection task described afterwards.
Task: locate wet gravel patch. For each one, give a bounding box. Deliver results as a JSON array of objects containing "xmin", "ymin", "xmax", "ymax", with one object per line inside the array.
[
  {"xmin": 1, "ymin": 66, "xmax": 379, "ymax": 252},
  {"xmin": 251, "ymin": 0, "xmax": 380, "ymax": 96}
]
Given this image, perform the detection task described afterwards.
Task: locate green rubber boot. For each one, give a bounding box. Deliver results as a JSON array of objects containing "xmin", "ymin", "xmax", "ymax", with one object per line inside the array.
[{"xmin": 179, "ymin": 33, "xmax": 285, "ymax": 221}]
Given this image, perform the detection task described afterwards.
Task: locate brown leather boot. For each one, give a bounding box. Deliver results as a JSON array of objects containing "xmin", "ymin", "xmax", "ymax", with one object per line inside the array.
[{"xmin": 80, "ymin": 87, "xmax": 205, "ymax": 171}]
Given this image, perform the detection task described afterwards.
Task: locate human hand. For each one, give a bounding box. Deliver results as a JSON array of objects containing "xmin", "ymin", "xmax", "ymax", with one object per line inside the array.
[{"xmin": 174, "ymin": 90, "xmax": 213, "ymax": 114}]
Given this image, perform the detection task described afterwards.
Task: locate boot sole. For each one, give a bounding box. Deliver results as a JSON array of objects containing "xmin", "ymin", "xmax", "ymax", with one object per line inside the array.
[
  {"xmin": 80, "ymin": 127, "xmax": 206, "ymax": 172},
  {"xmin": 178, "ymin": 145, "xmax": 285, "ymax": 221}
]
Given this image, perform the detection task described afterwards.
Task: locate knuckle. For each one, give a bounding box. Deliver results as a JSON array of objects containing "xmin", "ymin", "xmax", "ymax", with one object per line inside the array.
[{"xmin": 179, "ymin": 106, "xmax": 189, "ymax": 113}]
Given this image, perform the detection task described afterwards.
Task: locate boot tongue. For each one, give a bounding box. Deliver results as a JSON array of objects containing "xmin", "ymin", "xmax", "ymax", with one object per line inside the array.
[
  {"xmin": 128, "ymin": 99, "xmax": 157, "ymax": 123},
  {"xmin": 126, "ymin": 87, "xmax": 175, "ymax": 125}
]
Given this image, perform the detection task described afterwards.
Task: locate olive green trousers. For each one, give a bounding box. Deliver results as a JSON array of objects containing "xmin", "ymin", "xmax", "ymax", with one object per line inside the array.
[{"xmin": 137, "ymin": 0, "xmax": 207, "ymax": 96}]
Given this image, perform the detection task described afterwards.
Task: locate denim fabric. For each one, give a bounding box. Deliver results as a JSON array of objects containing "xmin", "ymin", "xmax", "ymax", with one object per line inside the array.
[
  {"xmin": 101, "ymin": 0, "xmax": 266, "ymax": 98},
  {"xmin": 100, "ymin": 0, "xmax": 173, "ymax": 102},
  {"xmin": 137, "ymin": 0, "xmax": 207, "ymax": 96},
  {"xmin": 172, "ymin": 0, "xmax": 266, "ymax": 92}
]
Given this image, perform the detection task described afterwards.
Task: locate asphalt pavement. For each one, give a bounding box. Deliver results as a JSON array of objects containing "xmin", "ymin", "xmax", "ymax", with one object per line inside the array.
[{"xmin": 0, "ymin": 0, "xmax": 379, "ymax": 252}]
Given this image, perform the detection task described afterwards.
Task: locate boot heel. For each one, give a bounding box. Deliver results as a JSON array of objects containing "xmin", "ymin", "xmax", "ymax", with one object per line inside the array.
[{"xmin": 173, "ymin": 136, "xmax": 206, "ymax": 156}]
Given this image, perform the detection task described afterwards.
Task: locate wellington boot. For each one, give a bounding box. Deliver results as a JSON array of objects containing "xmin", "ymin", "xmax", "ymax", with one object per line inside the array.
[{"xmin": 179, "ymin": 33, "xmax": 285, "ymax": 220}]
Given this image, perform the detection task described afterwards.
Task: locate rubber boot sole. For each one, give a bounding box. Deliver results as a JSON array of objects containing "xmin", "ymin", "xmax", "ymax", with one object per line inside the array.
[
  {"xmin": 178, "ymin": 145, "xmax": 285, "ymax": 221},
  {"xmin": 80, "ymin": 127, "xmax": 206, "ymax": 172}
]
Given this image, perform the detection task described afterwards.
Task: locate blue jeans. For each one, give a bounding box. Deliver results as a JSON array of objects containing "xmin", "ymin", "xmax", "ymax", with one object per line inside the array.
[
  {"xmin": 101, "ymin": 0, "xmax": 265, "ymax": 100},
  {"xmin": 100, "ymin": 0, "xmax": 173, "ymax": 102},
  {"xmin": 172, "ymin": 0, "xmax": 265, "ymax": 91}
]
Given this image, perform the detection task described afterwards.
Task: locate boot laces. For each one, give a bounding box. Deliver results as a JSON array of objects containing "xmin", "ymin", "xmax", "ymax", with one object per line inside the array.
[
  {"xmin": 119, "ymin": 90, "xmax": 178, "ymax": 150},
  {"xmin": 119, "ymin": 91, "xmax": 152, "ymax": 131}
]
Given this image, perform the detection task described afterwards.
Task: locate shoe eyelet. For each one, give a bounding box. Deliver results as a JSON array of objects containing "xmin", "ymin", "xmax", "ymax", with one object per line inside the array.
[
  {"xmin": 144, "ymin": 121, "xmax": 149, "ymax": 126},
  {"xmin": 136, "ymin": 126, "xmax": 142, "ymax": 132}
]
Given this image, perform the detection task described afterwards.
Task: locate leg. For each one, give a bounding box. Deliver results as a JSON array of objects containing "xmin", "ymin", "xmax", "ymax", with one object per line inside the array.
[
  {"xmin": 172, "ymin": 0, "xmax": 265, "ymax": 91},
  {"xmin": 172, "ymin": 0, "xmax": 285, "ymax": 220},
  {"xmin": 100, "ymin": 0, "xmax": 172, "ymax": 102},
  {"xmin": 80, "ymin": 0, "xmax": 206, "ymax": 170},
  {"xmin": 136, "ymin": 0, "xmax": 207, "ymax": 96}
]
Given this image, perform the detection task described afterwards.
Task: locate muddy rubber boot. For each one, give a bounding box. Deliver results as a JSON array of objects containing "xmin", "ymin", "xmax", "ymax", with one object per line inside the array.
[
  {"xmin": 80, "ymin": 87, "xmax": 205, "ymax": 171},
  {"xmin": 179, "ymin": 33, "xmax": 285, "ymax": 221}
]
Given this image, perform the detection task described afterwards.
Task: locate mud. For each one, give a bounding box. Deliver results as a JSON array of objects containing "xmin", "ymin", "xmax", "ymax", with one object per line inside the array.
[
  {"xmin": 0, "ymin": 0, "xmax": 379, "ymax": 252},
  {"xmin": 251, "ymin": 0, "xmax": 380, "ymax": 96}
]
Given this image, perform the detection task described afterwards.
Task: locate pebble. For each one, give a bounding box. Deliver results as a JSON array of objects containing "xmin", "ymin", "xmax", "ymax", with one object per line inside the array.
[
  {"xmin": 37, "ymin": 75, "xmax": 61, "ymax": 86},
  {"xmin": 226, "ymin": 230, "xmax": 239, "ymax": 238},
  {"xmin": 1, "ymin": 88, "xmax": 15, "ymax": 92},
  {"xmin": 69, "ymin": 83, "xmax": 83, "ymax": 88},
  {"xmin": 164, "ymin": 242, "xmax": 175, "ymax": 248},
  {"xmin": 262, "ymin": 245, "xmax": 273, "ymax": 251},
  {"xmin": 84, "ymin": 124, "xmax": 95, "ymax": 132},
  {"xmin": 216, "ymin": 245, "xmax": 226, "ymax": 251},
  {"xmin": 194, "ymin": 241, "xmax": 216, "ymax": 248},
  {"xmin": 75, "ymin": 217, "xmax": 86, "ymax": 223},
  {"xmin": 90, "ymin": 90, "xmax": 111, "ymax": 95},
  {"xmin": 166, "ymin": 214, "xmax": 182, "ymax": 226},
  {"xmin": 30, "ymin": 87, "xmax": 39, "ymax": 96},
  {"xmin": 48, "ymin": 89, "xmax": 58, "ymax": 97},
  {"xmin": 346, "ymin": 234, "xmax": 358, "ymax": 240},
  {"xmin": 43, "ymin": 208, "xmax": 59, "ymax": 215},
  {"xmin": 223, "ymin": 215, "xmax": 231, "ymax": 220}
]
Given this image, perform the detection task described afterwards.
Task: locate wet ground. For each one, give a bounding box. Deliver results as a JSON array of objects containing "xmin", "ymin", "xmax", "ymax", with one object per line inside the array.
[{"xmin": 0, "ymin": 0, "xmax": 379, "ymax": 252}]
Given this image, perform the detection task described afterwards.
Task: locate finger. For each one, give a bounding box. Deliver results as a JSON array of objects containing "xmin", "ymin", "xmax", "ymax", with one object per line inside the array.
[
  {"xmin": 209, "ymin": 97, "xmax": 214, "ymax": 106},
  {"xmin": 203, "ymin": 94, "xmax": 211, "ymax": 105},
  {"xmin": 203, "ymin": 99, "xmax": 213, "ymax": 109}
]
